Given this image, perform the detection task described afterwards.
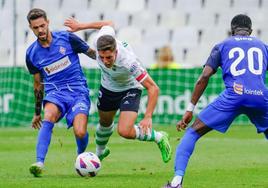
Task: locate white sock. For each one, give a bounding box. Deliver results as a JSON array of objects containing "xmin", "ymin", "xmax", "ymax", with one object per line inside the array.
[
  {"xmin": 171, "ymin": 175, "xmax": 183, "ymax": 187},
  {"xmin": 155, "ymin": 131, "xmax": 163, "ymax": 143},
  {"xmin": 134, "ymin": 125, "xmax": 162, "ymax": 142}
]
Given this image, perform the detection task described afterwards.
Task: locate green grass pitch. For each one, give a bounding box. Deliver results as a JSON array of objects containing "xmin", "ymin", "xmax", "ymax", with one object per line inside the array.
[{"xmin": 0, "ymin": 125, "xmax": 267, "ymax": 188}]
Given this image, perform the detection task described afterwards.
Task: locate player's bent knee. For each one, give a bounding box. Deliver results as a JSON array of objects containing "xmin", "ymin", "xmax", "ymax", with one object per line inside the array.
[
  {"xmin": 44, "ymin": 115, "xmax": 57, "ymax": 123},
  {"xmin": 117, "ymin": 128, "xmax": 135, "ymax": 139}
]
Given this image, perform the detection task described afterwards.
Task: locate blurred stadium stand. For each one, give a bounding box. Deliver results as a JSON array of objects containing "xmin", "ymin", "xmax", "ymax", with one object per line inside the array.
[{"xmin": 0, "ymin": 0, "xmax": 266, "ymax": 68}]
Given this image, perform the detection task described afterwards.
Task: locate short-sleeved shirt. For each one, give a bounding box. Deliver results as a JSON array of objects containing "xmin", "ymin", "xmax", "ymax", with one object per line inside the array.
[
  {"xmin": 198, "ymin": 36, "xmax": 268, "ymax": 134},
  {"xmin": 26, "ymin": 31, "xmax": 90, "ymax": 93},
  {"xmin": 93, "ymin": 26, "xmax": 148, "ymax": 92},
  {"xmin": 205, "ymin": 35, "xmax": 268, "ymax": 110}
]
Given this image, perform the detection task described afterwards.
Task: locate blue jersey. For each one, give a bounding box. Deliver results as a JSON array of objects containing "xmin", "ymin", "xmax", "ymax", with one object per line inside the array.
[
  {"xmin": 205, "ymin": 35, "xmax": 268, "ymax": 109},
  {"xmin": 26, "ymin": 31, "xmax": 89, "ymax": 93}
]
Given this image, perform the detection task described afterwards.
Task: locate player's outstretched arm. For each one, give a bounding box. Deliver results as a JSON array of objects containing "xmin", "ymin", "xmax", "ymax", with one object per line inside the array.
[
  {"xmin": 64, "ymin": 17, "xmax": 114, "ymax": 32},
  {"xmin": 177, "ymin": 65, "xmax": 214, "ymax": 131},
  {"xmin": 32, "ymin": 73, "xmax": 43, "ymax": 129},
  {"xmin": 85, "ymin": 48, "xmax": 97, "ymax": 60},
  {"xmin": 139, "ymin": 75, "xmax": 159, "ymax": 134}
]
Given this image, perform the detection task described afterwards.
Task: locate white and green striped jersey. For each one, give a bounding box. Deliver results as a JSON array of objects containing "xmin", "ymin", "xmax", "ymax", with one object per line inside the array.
[{"xmin": 93, "ymin": 26, "xmax": 148, "ymax": 92}]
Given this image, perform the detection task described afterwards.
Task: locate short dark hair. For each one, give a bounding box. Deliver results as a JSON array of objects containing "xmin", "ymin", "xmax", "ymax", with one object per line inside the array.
[
  {"xmin": 97, "ymin": 35, "xmax": 116, "ymax": 51},
  {"xmin": 27, "ymin": 8, "xmax": 47, "ymax": 24},
  {"xmin": 231, "ymin": 14, "xmax": 252, "ymax": 33}
]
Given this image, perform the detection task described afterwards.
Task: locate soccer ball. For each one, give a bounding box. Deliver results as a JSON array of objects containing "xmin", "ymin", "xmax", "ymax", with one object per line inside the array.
[{"xmin": 75, "ymin": 152, "xmax": 101, "ymax": 177}]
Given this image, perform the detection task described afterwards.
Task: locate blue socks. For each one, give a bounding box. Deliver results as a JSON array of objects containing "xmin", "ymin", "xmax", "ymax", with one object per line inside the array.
[
  {"xmin": 36, "ymin": 121, "xmax": 54, "ymax": 163},
  {"xmin": 174, "ymin": 127, "xmax": 201, "ymax": 176},
  {"xmin": 75, "ymin": 132, "xmax": 89, "ymax": 155},
  {"xmin": 36, "ymin": 120, "xmax": 89, "ymax": 162}
]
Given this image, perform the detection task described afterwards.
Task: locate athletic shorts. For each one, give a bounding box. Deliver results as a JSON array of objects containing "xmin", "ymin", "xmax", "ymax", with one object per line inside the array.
[
  {"xmin": 97, "ymin": 85, "xmax": 142, "ymax": 112},
  {"xmin": 43, "ymin": 89, "xmax": 90, "ymax": 128},
  {"xmin": 198, "ymin": 97, "xmax": 268, "ymax": 136}
]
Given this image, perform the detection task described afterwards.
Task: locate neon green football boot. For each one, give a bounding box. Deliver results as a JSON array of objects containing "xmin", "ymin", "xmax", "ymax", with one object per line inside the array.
[{"xmin": 157, "ymin": 131, "xmax": 172, "ymax": 163}]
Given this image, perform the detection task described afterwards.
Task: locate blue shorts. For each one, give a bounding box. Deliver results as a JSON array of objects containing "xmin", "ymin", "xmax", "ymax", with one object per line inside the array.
[
  {"xmin": 97, "ymin": 85, "xmax": 142, "ymax": 112},
  {"xmin": 198, "ymin": 97, "xmax": 268, "ymax": 135},
  {"xmin": 43, "ymin": 89, "xmax": 90, "ymax": 128}
]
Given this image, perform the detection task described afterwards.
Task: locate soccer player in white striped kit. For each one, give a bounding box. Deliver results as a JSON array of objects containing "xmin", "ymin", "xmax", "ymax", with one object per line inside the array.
[{"xmin": 64, "ymin": 18, "xmax": 172, "ymax": 163}]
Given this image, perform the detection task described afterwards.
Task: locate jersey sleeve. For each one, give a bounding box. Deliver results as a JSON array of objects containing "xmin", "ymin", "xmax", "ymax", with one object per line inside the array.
[
  {"xmin": 265, "ymin": 44, "xmax": 268, "ymax": 70},
  {"xmin": 68, "ymin": 32, "xmax": 89, "ymax": 53},
  {"xmin": 128, "ymin": 59, "xmax": 148, "ymax": 83},
  {"xmin": 204, "ymin": 45, "xmax": 221, "ymax": 71},
  {"xmin": 25, "ymin": 53, "xmax": 40, "ymax": 74}
]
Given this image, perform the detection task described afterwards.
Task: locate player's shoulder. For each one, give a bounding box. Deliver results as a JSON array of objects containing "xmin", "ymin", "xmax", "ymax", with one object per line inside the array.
[
  {"xmin": 117, "ymin": 41, "xmax": 138, "ymax": 65},
  {"xmin": 26, "ymin": 40, "xmax": 39, "ymax": 57},
  {"xmin": 51, "ymin": 30, "xmax": 70, "ymax": 40}
]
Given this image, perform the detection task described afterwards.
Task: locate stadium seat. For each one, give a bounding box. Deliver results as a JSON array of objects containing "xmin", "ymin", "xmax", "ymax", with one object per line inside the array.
[
  {"xmin": 89, "ymin": 0, "xmax": 118, "ymax": 11},
  {"xmin": 32, "ymin": 0, "xmax": 61, "ymax": 16},
  {"xmin": 0, "ymin": 46, "xmax": 12, "ymax": 66},
  {"xmin": 75, "ymin": 10, "xmax": 101, "ymax": 23},
  {"xmin": 143, "ymin": 26, "xmax": 171, "ymax": 48},
  {"xmin": 204, "ymin": 0, "xmax": 231, "ymax": 11},
  {"xmin": 147, "ymin": 0, "xmax": 174, "ymax": 12},
  {"xmin": 117, "ymin": 27, "xmax": 143, "ymax": 46},
  {"xmin": 131, "ymin": 11, "xmax": 158, "ymax": 28},
  {"xmin": 2, "ymin": 0, "xmax": 268, "ymax": 68},
  {"xmin": 176, "ymin": 0, "xmax": 203, "ymax": 12},
  {"xmin": 60, "ymin": 0, "xmax": 88, "ymax": 12},
  {"xmin": 200, "ymin": 27, "xmax": 229, "ymax": 47},
  {"xmin": 0, "ymin": 29, "xmax": 13, "ymax": 66},
  {"xmin": 158, "ymin": 10, "xmax": 186, "ymax": 29},
  {"xmin": 117, "ymin": 0, "xmax": 145, "ymax": 12},
  {"xmin": 170, "ymin": 45, "xmax": 186, "ymax": 67},
  {"xmin": 232, "ymin": 0, "xmax": 260, "ymax": 11},
  {"xmin": 1, "ymin": 0, "xmax": 13, "ymax": 10},
  {"xmin": 104, "ymin": 11, "xmax": 130, "ymax": 29},
  {"xmin": 261, "ymin": 0, "xmax": 268, "ymax": 8},
  {"xmin": 183, "ymin": 45, "xmax": 211, "ymax": 67},
  {"xmin": 187, "ymin": 10, "xmax": 217, "ymax": 28},
  {"xmin": 130, "ymin": 43, "xmax": 155, "ymax": 68},
  {"xmin": 171, "ymin": 26, "xmax": 199, "ymax": 48}
]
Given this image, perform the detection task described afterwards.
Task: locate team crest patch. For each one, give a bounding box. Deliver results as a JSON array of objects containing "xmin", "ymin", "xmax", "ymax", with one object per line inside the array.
[
  {"xmin": 59, "ymin": 46, "xmax": 66, "ymax": 55},
  {"xmin": 233, "ymin": 82, "xmax": 243, "ymax": 95}
]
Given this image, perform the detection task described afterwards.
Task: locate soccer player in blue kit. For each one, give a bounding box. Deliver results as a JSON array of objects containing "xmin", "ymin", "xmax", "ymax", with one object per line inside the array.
[
  {"xmin": 164, "ymin": 14, "xmax": 268, "ymax": 188},
  {"xmin": 25, "ymin": 8, "xmax": 96, "ymax": 177}
]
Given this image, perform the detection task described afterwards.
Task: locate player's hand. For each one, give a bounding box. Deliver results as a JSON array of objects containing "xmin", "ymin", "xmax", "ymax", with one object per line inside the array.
[
  {"xmin": 176, "ymin": 111, "xmax": 193, "ymax": 131},
  {"xmin": 31, "ymin": 115, "xmax": 42, "ymax": 129},
  {"xmin": 64, "ymin": 17, "xmax": 80, "ymax": 32},
  {"xmin": 139, "ymin": 116, "xmax": 152, "ymax": 135}
]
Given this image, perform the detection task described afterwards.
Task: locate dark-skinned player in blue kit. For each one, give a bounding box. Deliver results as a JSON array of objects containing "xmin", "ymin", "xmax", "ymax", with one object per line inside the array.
[{"xmin": 164, "ymin": 14, "xmax": 268, "ymax": 188}]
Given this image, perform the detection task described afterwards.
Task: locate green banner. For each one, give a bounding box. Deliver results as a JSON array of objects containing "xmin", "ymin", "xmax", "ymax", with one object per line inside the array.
[{"xmin": 0, "ymin": 67, "xmax": 249, "ymax": 127}]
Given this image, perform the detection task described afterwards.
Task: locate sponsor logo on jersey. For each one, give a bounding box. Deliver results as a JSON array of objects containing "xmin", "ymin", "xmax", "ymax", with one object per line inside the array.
[
  {"xmin": 59, "ymin": 46, "xmax": 66, "ymax": 55},
  {"xmin": 244, "ymin": 88, "xmax": 263, "ymax": 96},
  {"xmin": 233, "ymin": 82, "xmax": 263, "ymax": 96},
  {"xmin": 44, "ymin": 56, "xmax": 71, "ymax": 76}
]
